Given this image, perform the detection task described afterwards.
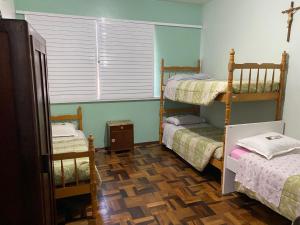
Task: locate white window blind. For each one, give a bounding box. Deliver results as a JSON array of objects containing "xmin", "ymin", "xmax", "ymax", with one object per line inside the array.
[
  {"xmin": 98, "ymin": 18, "xmax": 154, "ymax": 100},
  {"xmin": 25, "ymin": 14, "xmax": 98, "ymax": 103}
]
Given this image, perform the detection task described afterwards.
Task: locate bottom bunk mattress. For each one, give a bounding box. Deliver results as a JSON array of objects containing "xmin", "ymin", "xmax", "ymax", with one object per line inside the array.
[
  {"xmin": 52, "ymin": 130, "xmax": 100, "ymax": 186},
  {"xmin": 162, "ymin": 122, "xmax": 224, "ymax": 171},
  {"xmin": 233, "ymin": 149, "xmax": 300, "ymax": 221}
]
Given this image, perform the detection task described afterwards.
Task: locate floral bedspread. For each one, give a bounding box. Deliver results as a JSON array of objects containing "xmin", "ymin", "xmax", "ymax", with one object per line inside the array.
[
  {"xmin": 235, "ymin": 152, "xmax": 300, "ymax": 221},
  {"xmin": 52, "ymin": 131, "xmax": 99, "ymax": 186}
]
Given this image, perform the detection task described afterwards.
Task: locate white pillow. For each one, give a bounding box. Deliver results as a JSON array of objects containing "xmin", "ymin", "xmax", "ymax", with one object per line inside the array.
[
  {"xmin": 168, "ymin": 74, "xmax": 192, "ymax": 81},
  {"xmin": 168, "ymin": 73, "xmax": 211, "ymax": 81},
  {"xmin": 51, "ymin": 122, "xmax": 77, "ymax": 137},
  {"xmin": 166, "ymin": 115, "xmax": 206, "ymax": 126},
  {"xmin": 193, "ymin": 73, "xmax": 212, "ymax": 80},
  {"xmin": 236, "ymin": 132, "xmax": 300, "ymax": 160}
]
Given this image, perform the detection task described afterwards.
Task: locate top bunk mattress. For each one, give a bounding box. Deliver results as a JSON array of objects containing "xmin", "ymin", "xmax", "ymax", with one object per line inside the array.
[{"xmin": 164, "ymin": 79, "xmax": 279, "ymax": 106}]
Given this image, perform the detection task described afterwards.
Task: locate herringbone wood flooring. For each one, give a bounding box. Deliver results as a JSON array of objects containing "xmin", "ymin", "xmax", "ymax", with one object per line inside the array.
[{"xmin": 94, "ymin": 144, "xmax": 290, "ymax": 225}]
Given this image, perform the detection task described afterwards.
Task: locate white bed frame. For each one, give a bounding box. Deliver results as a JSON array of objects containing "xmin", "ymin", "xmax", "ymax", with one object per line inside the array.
[{"xmin": 222, "ymin": 120, "xmax": 285, "ymax": 195}]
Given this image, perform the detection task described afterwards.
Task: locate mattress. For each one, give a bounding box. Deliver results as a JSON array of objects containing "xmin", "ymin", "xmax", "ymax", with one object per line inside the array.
[
  {"xmin": 234, "ymin": 150, "xmax": 300, "ymax": 221},
  {"xmin": 52, "ymin": 130, "xmax": 99, "ymax": 186},
  {"xmin": 164, "ymin": 79, "xmax": 279, "ymax": 106},
  {"xmin": 163, "ymin": 122, "xmax": 224, "ymax": 171}
]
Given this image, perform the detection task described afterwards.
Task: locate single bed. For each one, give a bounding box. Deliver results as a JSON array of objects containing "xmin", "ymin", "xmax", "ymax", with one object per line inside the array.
[
  {"xmin": 163, "ymin": 122, "xmax": 224, "ymax": 171},
  {"xmin": 222, "ymin": 121, "xmax": 300, "ymax": 221},
  {"xmin": 51, "ymin": 107, "xmax": 102, "ymax": 225},
  {"xmin": 235, "ymin": 152, "xmax": 300, "ymax": 221},
  {"xmin": 52, "ymin": 129, "xmax": 101, "ymax": 187}
]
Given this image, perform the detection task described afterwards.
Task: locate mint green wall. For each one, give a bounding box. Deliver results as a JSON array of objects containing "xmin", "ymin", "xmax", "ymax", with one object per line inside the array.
[
  {"xmin": 201, "ymin": 0, "xmax": 300, "ymax": 139},
  {"xmin": 15, "ymin": 0, "xmax": 202, "ymax": 147},
  {"xmin": 154, "ymin": 26, "xmax": 201, "ymax": 96},
  {"xmin": 51, "ymin": 101, "xmax": 160, "ymax": 147},
  {"xmin": 14, "ymin": 0, "xmax": 202, "ymax": 25}
]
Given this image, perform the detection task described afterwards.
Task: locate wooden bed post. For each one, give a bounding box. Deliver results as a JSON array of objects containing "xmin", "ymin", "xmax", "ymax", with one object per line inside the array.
[
  {"xmin": 225, "ymin": 49, "xmax": 235, "ymax": 126},
  {"xmin": 88, "ymin": 135, "xmax": 101, "ymax": 225},
  {"xmin": 197, "ymin": 60, "xmax": 201, "ymax": 117},
  {"xmin": 77, "ymin": 106, "xmax": 83, "ymax": 131},
  {"xmin": 159, "ymin": 59, "xmax": 165, "ymax": 144},
  {"xmin": 223, "ymin": 49, "xmax": 235, "ymax": 160},
  {"xmin": 276, "ymin": 51, "xmax": 287, "ymax": 120}
]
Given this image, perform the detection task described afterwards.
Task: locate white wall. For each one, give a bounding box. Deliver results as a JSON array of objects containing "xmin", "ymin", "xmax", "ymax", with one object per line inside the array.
[
  {"xmin": 201, "ymin": 0, "xmax": 300, "ymax": 139},
  {"xmin": 0, "ymin": 0, "xmax": 15, "ymax": 18}
]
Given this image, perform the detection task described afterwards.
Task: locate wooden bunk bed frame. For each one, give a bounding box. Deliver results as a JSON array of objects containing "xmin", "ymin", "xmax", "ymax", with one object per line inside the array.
[
  {"xmin": 51, "ymin": 107, "xmax": 101, "ymax": 225},
  {"xmin": 159, "ymin": 49, "xmax": 287, "ymax": 173}
]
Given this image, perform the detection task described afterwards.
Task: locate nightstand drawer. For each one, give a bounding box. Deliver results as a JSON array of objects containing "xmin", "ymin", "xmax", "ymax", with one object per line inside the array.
[
  {"xmin": 106, "ymin": 120, "xmax": 134, "ymax": 152},
  {"xmin": 110, "ymin": 130, "xmax": 133, "ymax": 150},
  {"xmin": 110, "ymin": 124, "xmax": 133, "ymax": 132}
]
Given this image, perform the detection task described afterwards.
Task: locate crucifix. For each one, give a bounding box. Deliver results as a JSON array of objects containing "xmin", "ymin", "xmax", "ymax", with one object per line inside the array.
[{"xmin": 282, "ymin": 1, "xmax": 300, "ymax": 42}]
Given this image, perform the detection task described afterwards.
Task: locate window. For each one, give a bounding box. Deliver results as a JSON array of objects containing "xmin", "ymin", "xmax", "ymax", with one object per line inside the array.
[
  {"xmin": 98, "ymin": 18, "xmax": 155, "ymax": 100},
  {"xmin": 25, "ymin": 13, "xmax": 161, "ymax": 103},
  {"xmin": 26, "ymin": 13, "xmax": 98, "ymax": 103}
]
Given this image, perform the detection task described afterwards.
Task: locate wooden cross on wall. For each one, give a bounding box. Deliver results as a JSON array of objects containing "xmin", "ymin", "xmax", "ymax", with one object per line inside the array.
[{"xmin": 282, "ymin": 1, "xmax": 300, "ymax": 42}]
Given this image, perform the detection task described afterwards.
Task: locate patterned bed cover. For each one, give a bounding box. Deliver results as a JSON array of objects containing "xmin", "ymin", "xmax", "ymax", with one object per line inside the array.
[
  {"xmin": 52, "ymin": 130, "xmax": 99, "ymax": 186},
  {"xmin": 164, "ymin": 80, "xmax": 279, "ymax": 105},
  {"xmin": 235, "ymin": 152, "xmax": 300, "ymax": 221},
  {"xmin": 163, "ymin": 123, "xmax": 224, "ymax": 171}
]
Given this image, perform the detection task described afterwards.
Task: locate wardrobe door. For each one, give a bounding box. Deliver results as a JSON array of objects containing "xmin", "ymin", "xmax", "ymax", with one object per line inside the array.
[
  {"xmin": 30, "ymin": 30, "xmax": 56, "ymax": 225},
  {"xmin": 0, "ymin": 26, "xmax": 24, "ymax": 225}
]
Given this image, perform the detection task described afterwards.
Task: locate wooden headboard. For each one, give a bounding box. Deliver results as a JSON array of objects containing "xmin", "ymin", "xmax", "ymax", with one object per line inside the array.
[
  {"xmin": 160, "ymin": 59, "xmax": 201, "ymax": 86},
  {"xmin": 50, "ymin": 106, "xmax": 83, "ymax": 131},
  {"xmin": 159, "ymin": 59, "xmax": 201, "ymax": 115}
]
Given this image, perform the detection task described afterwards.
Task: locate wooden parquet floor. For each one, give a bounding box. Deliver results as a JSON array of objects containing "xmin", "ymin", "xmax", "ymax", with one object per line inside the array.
[{"xmin": 92, "ymin": 144, "xmax": 291, "ymax": 225}]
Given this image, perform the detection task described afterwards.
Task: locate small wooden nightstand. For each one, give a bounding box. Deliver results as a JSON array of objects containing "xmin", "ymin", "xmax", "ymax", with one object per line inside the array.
[{"xmin": 106, "ymin": 120, "xmax": 134, "ymax": 152}]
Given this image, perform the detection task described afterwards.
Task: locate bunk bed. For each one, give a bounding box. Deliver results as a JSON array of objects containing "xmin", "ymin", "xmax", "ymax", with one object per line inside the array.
[
  {"xmin": 50, "ymin": 107, "xmax": 102, "ymax": 225},
  {"xmin": 159, "ymin": 49, "xmax": 288, "ymax": 175}
]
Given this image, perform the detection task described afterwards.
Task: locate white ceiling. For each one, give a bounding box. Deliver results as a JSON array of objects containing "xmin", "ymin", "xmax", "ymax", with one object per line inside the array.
[{"xmin": 161, "ymin": 0, "xmax": 209, "ymax": 4}]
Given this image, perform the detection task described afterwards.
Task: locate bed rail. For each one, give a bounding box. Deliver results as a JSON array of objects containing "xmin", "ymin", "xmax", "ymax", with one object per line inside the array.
[
  {"xmin": 53, "ymin": 135, "xmax": 100, "ymax": 223},
  {"xmin": 52, "ymin": 150, "xmax": 94, "ymax": 191},
  {"xmin": 51, "ymin": 108, "xmax": 101, "ymax": 224}
]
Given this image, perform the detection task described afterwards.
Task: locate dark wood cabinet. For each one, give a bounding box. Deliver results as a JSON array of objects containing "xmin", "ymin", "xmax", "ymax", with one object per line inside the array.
[
  {"xmin": 0, "ymin": 19, "xmax": 55, "ymax": 225},
  {"xmin": 107, "ymin": 121, "xmax": 134, "ymax": 152}
]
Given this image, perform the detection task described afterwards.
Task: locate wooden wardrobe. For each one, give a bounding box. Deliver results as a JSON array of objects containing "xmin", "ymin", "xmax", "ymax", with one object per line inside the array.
[{"xmin": 0, "ymin": 19, "xmax": 56, "ymax": 225}]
